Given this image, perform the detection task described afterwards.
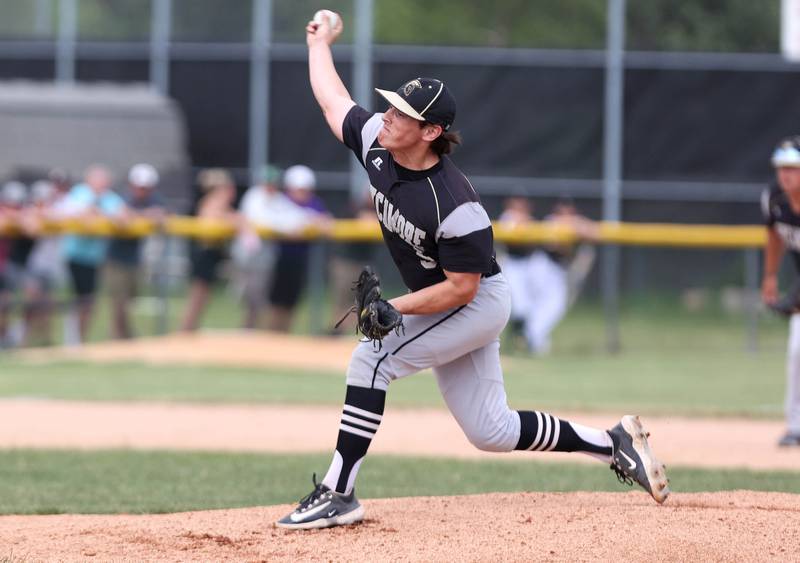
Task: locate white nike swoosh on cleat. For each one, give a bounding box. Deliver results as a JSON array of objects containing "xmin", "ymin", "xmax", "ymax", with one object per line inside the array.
[
  {"xmin": 620, "ymin": 450, "xmax": 637, "ymax": 471},
  {"xmin": 290, "ymin": 500, "xmax": 332, "ymax": 522}
]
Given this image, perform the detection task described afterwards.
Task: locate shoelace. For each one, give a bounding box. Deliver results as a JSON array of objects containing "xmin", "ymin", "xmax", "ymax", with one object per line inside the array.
[
  {"xmin": 610, "ymin": 462, "xmax": 634, "ymax": 487},
  {"xmin": 297, "ymin": 473, "xmax": 327, "ymax": 508}
]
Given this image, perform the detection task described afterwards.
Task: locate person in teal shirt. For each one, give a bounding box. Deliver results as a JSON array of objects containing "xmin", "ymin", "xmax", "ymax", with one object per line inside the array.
[{"xmin": 59, "ymin": 165, "xmax": 126, "ymax": 342}]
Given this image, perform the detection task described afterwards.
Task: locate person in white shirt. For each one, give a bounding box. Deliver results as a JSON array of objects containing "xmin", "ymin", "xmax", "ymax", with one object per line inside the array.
[
  {"xmin": 266, "ymin": 165, "xmax": 332, "ymax": 332},
  {"xmin": 233, "ymin": 165, "xmax": 317, "ymax": 329}
]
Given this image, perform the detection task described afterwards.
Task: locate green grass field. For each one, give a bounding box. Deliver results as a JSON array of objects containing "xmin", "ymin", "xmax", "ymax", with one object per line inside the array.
[
  {"xmin": 0, "ymin": 296, "xmax": 789, "ymax": 417},
  {"xmin": 75, "ymin": 285, "xmax": 791, "ymax": 351},
  {"xmin": 1, "ymin": 450, "xmax": 798, "ymax": 515},
  {"xmin": 0, "ymin": 348, "xmax": 786, "ymax": 417},
  {"xmin": 0, "ymin": 295, "xmax": 796, "ymax": 515}
]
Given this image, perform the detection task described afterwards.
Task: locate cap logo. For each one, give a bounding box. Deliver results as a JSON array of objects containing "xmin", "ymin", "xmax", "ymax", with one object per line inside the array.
[{"xmin": 402, "ymin": 79, "xmax": 422, "ymax": 97}]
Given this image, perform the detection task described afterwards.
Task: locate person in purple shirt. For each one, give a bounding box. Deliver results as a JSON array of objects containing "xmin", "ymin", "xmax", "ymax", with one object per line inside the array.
[{"xmin": 266, "ymin": 165, "xmax": 331, "ymax": 332}]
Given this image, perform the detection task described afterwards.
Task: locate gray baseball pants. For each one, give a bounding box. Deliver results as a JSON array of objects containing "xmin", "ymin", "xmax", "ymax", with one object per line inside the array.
[
  {"xmin": 346, "ymin": 273, "xmax": 522, "ymax": 452},
  {"xmin": 786, "ymin": 315, "xmax": 800, "ymax": 433}
]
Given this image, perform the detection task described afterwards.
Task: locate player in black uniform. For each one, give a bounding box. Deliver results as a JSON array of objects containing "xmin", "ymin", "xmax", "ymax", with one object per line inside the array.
[
  {"xmin": 276, "ymin": 13, "xmax": 670, "ymax": 530},
  {"xmin": 761, "ymin": 137, "xmax": 800, "ymax": 447}
]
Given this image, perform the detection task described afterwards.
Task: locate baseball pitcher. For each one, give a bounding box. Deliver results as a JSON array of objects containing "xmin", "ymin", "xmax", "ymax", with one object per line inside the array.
[{"xmin": 277, "ymin": 11, "xmax": 670, "ymax": 530}]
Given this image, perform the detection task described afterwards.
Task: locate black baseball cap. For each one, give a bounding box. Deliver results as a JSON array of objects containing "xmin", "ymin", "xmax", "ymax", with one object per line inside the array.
[{"xmin": 375, "ymin": 77, "xmax": 456, "ymax": 131}]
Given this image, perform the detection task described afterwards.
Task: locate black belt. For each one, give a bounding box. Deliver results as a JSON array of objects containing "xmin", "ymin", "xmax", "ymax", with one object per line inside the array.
[{"xmin": 482, "ymin": 262, "xmax": 502, "ymax": 279}]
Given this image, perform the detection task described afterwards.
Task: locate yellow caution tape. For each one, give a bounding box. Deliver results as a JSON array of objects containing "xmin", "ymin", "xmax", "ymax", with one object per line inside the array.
[{"xmin": 0, "ymin": 216, "xmax": 767, "ymax": 248}]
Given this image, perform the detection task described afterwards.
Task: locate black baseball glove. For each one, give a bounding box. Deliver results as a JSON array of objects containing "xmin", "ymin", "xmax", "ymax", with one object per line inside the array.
[
  {"xmin": 335, "ymin": 266, "xmax": 403, "ymax": 348},
  {"xmin": 769, "ymin": 281, "xmax": 800, "ymax": 317}
]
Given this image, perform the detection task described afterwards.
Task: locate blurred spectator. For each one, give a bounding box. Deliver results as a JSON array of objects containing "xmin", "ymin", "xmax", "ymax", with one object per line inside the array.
[
  {"xmin": 499, "ymin": 197, "xmax": 598, "ymax": 355},
  {"xmin": 0, "ymin": 192, "xmax": 11, "ymax": 347},
  {"xmin": 329, "ymin": 189, "xmax": 375, "ymax": 334},
  {"xmin": 48, "ymin": 168, "xmax": 72, "ymax": 197},
  {"xmin": 498, "ymin": 196, "xmax": 538, "ymax": 349},
  {"xmin": 233, "ymin": 165, "xmax": 317, "ymax": 329},
  {"xmin": 0, "ymin": 181, "xmax": 30, "ymax": 346},
  {"xmin": 0, "ymin": 195, "xmax": 9, "ymax": 266},
  {"xmin": 179, "ymin": 168, "xmax": 238, "ymax": 332},
  {"xmin": 59, "ymin": 165, "xmax": 126, "ymax": 343},
  {"xmin": 1, "ymin": 182, "xmax": 32, "ymax": 297},
  {"xmin": 104, "ymin": 164, "xmax": 166, "ymax": 339},
  {"xmin": 547, "ymin": 198, "xmax": 600, "ymax": 303},
  {"xmin": 0, "ymin": 204, "xmax": 7, "ymax": 347},
  {"xmin": 267, "ymin": 165, "xmax": 331, "ymax": 332},
  {"xmin": 20, "ymin": 180, "xmax": 68, "ymax": 346}
]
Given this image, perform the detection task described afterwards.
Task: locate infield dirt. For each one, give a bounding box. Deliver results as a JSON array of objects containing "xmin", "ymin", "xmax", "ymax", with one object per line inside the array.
[{"xmin": 1, "ymin": 400, "xmax": 799, "ymax": 470}]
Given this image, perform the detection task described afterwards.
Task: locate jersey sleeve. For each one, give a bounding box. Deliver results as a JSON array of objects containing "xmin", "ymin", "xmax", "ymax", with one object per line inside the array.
[
  {"xmin": 435, "ymin": 202, "xmax": 495, "ymax": 273},
  {"xmin": 761, "ymin": 187, "xmax": 775, "ymax": 227},
  {"xmin": 342, "ymin": 105, "xmax": 384, "ymax": 168}
]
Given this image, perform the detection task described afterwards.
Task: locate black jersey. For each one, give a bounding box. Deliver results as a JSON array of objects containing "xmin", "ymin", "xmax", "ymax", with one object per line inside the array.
[
  {"xmin": 343, "ymin": 105, "xmax": 500, "ymax": 292},
  {"xmin": 762, "ymin": 184, "xmax": 800, "ymax": 272}
]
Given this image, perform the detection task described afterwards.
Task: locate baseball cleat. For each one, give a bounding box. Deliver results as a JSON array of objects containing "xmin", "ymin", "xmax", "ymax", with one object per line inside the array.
[
  {"xmin": 607, "ymin": 415, "xmax": 670, "ymax": 504},
  {"xmin": 276, "ymin": 474, "xmax": 364, "ymax": 530},
  {"xmin": 778, "ymin": 432, "xmax": 800, "ymax": 447}
]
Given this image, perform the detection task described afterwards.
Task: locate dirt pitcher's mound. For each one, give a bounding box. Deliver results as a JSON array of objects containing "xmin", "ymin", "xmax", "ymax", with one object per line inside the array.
[{"xmin": 2, "ymin": 491, "xmax": 798, "ymax": 562}]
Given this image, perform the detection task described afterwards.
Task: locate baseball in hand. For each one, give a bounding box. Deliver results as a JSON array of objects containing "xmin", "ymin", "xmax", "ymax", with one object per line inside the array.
[{"xmin": 313, "ymin": 9, "xmax": 340, "ymax": 29}]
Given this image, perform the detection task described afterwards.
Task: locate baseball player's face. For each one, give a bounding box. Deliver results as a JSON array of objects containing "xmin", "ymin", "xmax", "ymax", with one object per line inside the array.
[
  {"xmin": 378, "ymin": 106, "xmax": 426, "ymax": 151},
  {"xmin": 777, "ymin": 167, "xmax": 800, "ymax": 194}
]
